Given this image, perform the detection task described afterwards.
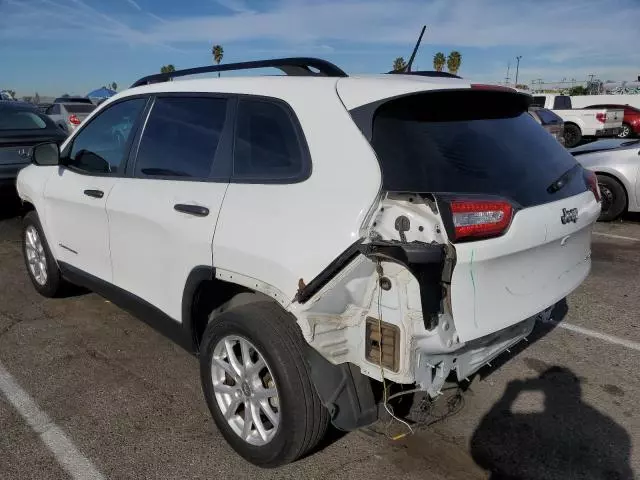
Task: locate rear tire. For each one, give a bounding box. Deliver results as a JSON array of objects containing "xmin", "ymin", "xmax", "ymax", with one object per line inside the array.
[
  {"xmin": 199, "ymin": 301, "xmax": 329, "ymax": 467},
  {"xmin": 563, "ymin": 124, "xmax": 582, "ymax": 148},
  {"xmin": 597, "ymin": 175, "xmax": 626, "ymax": 222},
  {"xmin": 22, "ymin": 211, "xmax": 67, "ymax": 297},
  {"xmin": 618, "ymin": 123, "xmax": 633, "ymax": 139}
]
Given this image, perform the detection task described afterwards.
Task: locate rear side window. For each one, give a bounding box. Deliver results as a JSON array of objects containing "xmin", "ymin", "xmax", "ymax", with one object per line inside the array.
[
  {"xmin": 135, "ymin": 97, "xmax": 227, "ymax": 179},
  {"xmin": 553, "ymin": 96, "xmax": 572, "ymax": 109},
  {"xmin": 233, "ymin": 98, "xmax": 308, "ymax": 182},
  {"xmin": 367, "ymin": 90, "xmax": 587, "ymax": 208}
]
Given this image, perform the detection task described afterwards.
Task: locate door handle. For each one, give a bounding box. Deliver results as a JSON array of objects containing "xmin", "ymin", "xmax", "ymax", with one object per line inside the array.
[
  {"xmin": 84, "ymin": 189, "xmax": 104, "ymax": 199},
  {"xmin": 174, "ymin": 204, "xmax": 209, "ymax": 217}
]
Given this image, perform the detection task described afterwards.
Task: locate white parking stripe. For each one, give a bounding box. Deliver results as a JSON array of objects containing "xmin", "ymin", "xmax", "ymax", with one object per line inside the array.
[
  {"xmin": 542, "ymin": 318, "xmax": 640, "ymax": 353},
  {"xmin": 0, "ymin": 361, "xmax": 105, "ymax": 480},
  {"xmin": 593, "ymin": 232, "xmax": 640, "ymax": 242}
]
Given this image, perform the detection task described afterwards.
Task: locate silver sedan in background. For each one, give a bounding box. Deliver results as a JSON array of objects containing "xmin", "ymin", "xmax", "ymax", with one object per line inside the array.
[{"xmin": 570, "ymin": 139, "xmax": 640, "ymax": 221}]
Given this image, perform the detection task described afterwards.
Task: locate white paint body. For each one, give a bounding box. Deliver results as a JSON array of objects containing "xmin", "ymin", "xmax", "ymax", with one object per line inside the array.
[{"xmin": 16, "ymin": 73, "xmax": 600, "ymax": 394}]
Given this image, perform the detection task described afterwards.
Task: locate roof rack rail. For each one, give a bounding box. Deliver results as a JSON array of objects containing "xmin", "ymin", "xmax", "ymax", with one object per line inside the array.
[
  {"xmin": 131, "ymin": 57, "xmax": 348, "ymax": 87},
  {"xmin": 389, "ymin": 70, "xmax": 462, "ymax": 79}
]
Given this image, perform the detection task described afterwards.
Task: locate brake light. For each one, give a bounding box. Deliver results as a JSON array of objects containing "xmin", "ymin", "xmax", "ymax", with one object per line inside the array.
[
  {"xmin": 585, "ymin": 170, "xmax": 601, "ymax": 202},
  {"xmin": 595, "ymin": 112, "xmax": 606, "ymax": 123},
  {"xmin": 68, "ymin": 114, "xmax": 81, "ymax": 125},
  {"xmin": 450, "ymin": 200, "xmax": 513, "ymax": 241}
]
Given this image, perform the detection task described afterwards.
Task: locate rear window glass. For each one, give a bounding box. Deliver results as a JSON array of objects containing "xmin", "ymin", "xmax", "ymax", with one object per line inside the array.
[
  {"xmin": 64, "ymin": 104, "xmax": 96, "ymax": 114},
  {"xmin": 553, "ymin": 96, "xmax": 572, "ymax": 109},
  {"xmin": 531, "ymin": 96, "xmax": 546, "ymax": 108},
  {"xmin": 368, "ymin": 90, "xmax": 587, "ymax": 208},
  {"xmin": 0, "ymin": 109, "xmax": 48, "ymax": 130}
]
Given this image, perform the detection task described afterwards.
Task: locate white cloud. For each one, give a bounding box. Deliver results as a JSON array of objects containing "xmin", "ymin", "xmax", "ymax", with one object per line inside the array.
[
  {"xmin": 1, "ymin": 0, "xmax": 638, "ymax": 82},
  {"xmin": 124, "ymin": 0, "xmax": 142, "ymax": 11},
  {"xmin": 215, "ymin": 0, "xmax": 254, "ymax": 14}
]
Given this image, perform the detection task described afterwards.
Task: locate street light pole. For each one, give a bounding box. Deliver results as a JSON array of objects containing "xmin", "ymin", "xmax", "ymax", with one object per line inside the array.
[{"xmin": 515, "ymin": 56, "xmax": 522, "ymax": 86}]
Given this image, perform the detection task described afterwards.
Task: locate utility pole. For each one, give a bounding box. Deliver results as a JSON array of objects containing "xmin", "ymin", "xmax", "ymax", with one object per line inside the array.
[
  {"xmin": 515, "ymin": 56, "xmax": 522, "ymax": 86},
  {"xmin": 505, "ymin": 61, "xmax": 511, "ymax": 86}
]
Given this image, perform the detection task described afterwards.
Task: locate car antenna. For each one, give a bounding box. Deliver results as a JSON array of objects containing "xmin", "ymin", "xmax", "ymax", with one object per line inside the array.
[{"xmin": 404, "ymin": 25, "xmax": 426, "ymax": 73}]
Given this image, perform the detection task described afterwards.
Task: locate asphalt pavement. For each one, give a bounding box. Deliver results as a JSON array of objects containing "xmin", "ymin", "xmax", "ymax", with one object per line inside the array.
[{"xmin": 1, "ymin": 204, "xmax": 639, "ymax": 480}]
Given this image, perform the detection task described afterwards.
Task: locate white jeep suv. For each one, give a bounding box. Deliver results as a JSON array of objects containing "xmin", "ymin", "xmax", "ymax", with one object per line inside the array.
[{"xmin": 16, "ymin": 58, "xmax": 601, "ymax": 467}]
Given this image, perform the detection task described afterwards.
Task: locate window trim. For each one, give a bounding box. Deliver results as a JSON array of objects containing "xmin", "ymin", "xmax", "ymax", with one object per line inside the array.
[
  {"xmin": 230, "ymin": 94, "xmax": 312, "ymax": 185},
  {"xmin": 60, "ymin": 94, "xmax": 152, "ymax": 178},
  {"xmin": 127, "ymin": 92, "xmax": 235, "ymax": 183}
]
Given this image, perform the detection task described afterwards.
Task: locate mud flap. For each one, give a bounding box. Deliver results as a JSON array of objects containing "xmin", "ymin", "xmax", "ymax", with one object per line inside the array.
[{"xmin": 304, "ymin": 344, "xmax": 378, "ymax": 431}]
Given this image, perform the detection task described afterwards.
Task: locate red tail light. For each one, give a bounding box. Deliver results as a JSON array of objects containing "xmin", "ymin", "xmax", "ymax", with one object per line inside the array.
[
  {"xmin": 595, "ymin": 112, "xmax": 606, "ymax": 123},
  {"xmin": 450, "ymin": 200, "xmax": 513, "ymax": 241},
  {"xmin": 585, "ymin": 170, "xmax": 601, "ymax": 202},
  {"xmin": 68, "ymin": 114, "xmax": 81, "ymax": 125}
]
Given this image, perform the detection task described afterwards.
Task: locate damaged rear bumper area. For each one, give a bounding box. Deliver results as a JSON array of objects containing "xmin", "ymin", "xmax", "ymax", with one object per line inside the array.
[{"xmin": 291, "ymin": 194, "xmax": 555, "ymax": 430}]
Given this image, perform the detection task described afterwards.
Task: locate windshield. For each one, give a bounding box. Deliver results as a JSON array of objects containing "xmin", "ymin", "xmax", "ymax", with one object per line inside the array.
[{"xmin": 368, "ymin": 90, "xmax": 587, "ymax": 208}]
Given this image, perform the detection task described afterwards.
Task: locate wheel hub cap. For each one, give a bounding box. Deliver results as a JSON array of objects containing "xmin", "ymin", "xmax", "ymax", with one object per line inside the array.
[
  {"xmin": 24, "ymin": 225, "xmax": 48, "ymax": 286},
  {"xmin": 211, "ymin": 336, "xmax": 280, "ymax": 446}
]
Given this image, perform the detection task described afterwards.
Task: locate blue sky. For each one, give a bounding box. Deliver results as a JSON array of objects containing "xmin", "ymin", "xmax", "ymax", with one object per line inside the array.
[{"xmin": 1, "ymin": 0, "xmax": 639, "ymax": 97}]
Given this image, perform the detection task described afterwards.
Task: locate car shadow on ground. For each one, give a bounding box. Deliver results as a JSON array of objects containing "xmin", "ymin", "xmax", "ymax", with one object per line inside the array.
[
  {"xmin": 0, "ymin": 194, "xmax": 22, "ymax": 220},
  {"xmin": 467, "ymin": 299, "xmax": 634, "ymax": 480},
  {"xmin": 470, "ymin": 366, "xmax": 634, "ymax": 480}
]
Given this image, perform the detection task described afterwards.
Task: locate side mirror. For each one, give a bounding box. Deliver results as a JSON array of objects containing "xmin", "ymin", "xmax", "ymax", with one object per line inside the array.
[{"xmin": 32, "ymin": 142, "xmax": 60, "ymax": 166}]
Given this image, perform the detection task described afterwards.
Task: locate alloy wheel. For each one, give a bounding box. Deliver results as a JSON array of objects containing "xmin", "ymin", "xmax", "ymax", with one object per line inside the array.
[
  {"xmin": 211, "ymin": 335, "xmax": 280, "ymax": 446},
  {"xmin": 24, "ymin": 225, "xmax": 48, "ymax": 285}
]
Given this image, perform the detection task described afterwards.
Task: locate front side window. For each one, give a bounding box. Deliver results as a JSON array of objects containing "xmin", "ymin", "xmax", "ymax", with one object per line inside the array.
[
  {"xmin": 134, "ymin": 97, "xmax": 227, "ymax": 179},
  {"xmin": 233, "ymin": 99, "xmax": 307, "ymax": 181},
  {"xmin": 67, "ymin": 98, "xmax": 145, "ymax": 174}
]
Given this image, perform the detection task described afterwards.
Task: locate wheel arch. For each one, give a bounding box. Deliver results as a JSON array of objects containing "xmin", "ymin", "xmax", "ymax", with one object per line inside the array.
[
  {"xmin": 594, "ymin": 170, "xmax": 629, "ymax": 210},
  {"xmin": 183, "ymin": 266, "xmax": 290, "ymax": 353}
]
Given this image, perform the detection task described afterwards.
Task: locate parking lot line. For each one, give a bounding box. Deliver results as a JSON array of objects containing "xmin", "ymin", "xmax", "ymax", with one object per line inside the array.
[
  {"xmin": 593, "ymin": 232, "xmax": 640, "ymax": 242},
  {"xmin": 0, "ymin": 361, "xmax": 105, "ymax": 480},
  {"xmin": 542, "ymin": 318, "xmax": 640, "ymax": 353}
]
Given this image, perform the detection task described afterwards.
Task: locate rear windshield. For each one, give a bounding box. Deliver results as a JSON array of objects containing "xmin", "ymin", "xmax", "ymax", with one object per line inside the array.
[
  {"xmin": 553, "ymin": 96, "xmax": 572, "ymax": 109},
  {"xmin": 64, "ymin": 104, "xmax": 96, "ymax": 114},
  {"xmin": 368, "ymin": 90, "xmax": 587, "ymax": 208},
  {"xmin": 0, "ymin": 109, "xmax": 49, "ymax": 130}
]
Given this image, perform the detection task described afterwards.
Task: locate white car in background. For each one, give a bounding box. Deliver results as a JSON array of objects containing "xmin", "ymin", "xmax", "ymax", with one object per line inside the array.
[
  {"xmin": 45, "ymin": 98, "xmax": 96, "ymax": 134},
  {"xmin": 531, "ymin": 94, "xmax": 623, "ymax": 148},
  {"xmin": 16, "ymin": 58, "xmax": 601, "ymax": 467},
  {"xmin": 570, "ymin": 139, "xmax": 640, "ymax": 220}
]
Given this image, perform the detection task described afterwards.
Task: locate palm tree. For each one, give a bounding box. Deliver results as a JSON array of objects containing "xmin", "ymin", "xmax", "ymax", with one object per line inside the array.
[
  {"xmin": 446, "ymin": 51, "xmax": 462, "ymax": 75},
  {"xmin": 392, "ymin": 57, "xmax": 406, "ymax": 72},
  {"xmin": 433, "ymin": 52, "xmax": 446, "ymax": 72},
  {"xmin": 212, "ymin": 44, "xmax": 224, "ymax": 77},
  {"xmin": 160, "ymin": 64, "xmax": 176, "ymax": 74}
]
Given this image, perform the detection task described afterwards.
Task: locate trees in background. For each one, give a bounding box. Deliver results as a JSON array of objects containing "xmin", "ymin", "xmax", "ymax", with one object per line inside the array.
[{"xmin": 392, "ymin": 57, "xmax": 407, "ymax": 72}]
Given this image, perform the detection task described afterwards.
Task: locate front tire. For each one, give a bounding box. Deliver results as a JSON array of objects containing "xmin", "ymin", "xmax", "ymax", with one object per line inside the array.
[
  {"xmin": 563, "ymin": 124, "xmax": 582, "ymax": 148},
  {"xmin": 22, "ymin": 211, "xmax": 66, "ymax": 297},
  {"xmin": 597, "ymin": 175, "xmax": 627, "ymax": 222},
  {"xmin": 200, "ymin": 301, "xmax": 329, "ymax": 467}
]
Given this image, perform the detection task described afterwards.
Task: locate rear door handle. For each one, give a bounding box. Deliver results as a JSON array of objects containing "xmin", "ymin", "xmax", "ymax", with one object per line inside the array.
[
  {"xmin": 84, "ymin": 189, "xmax": 104, "ymax": 199},
  {"xmin": 174, "ymin": 204, "xmax": 209, "ymax": 217}
]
